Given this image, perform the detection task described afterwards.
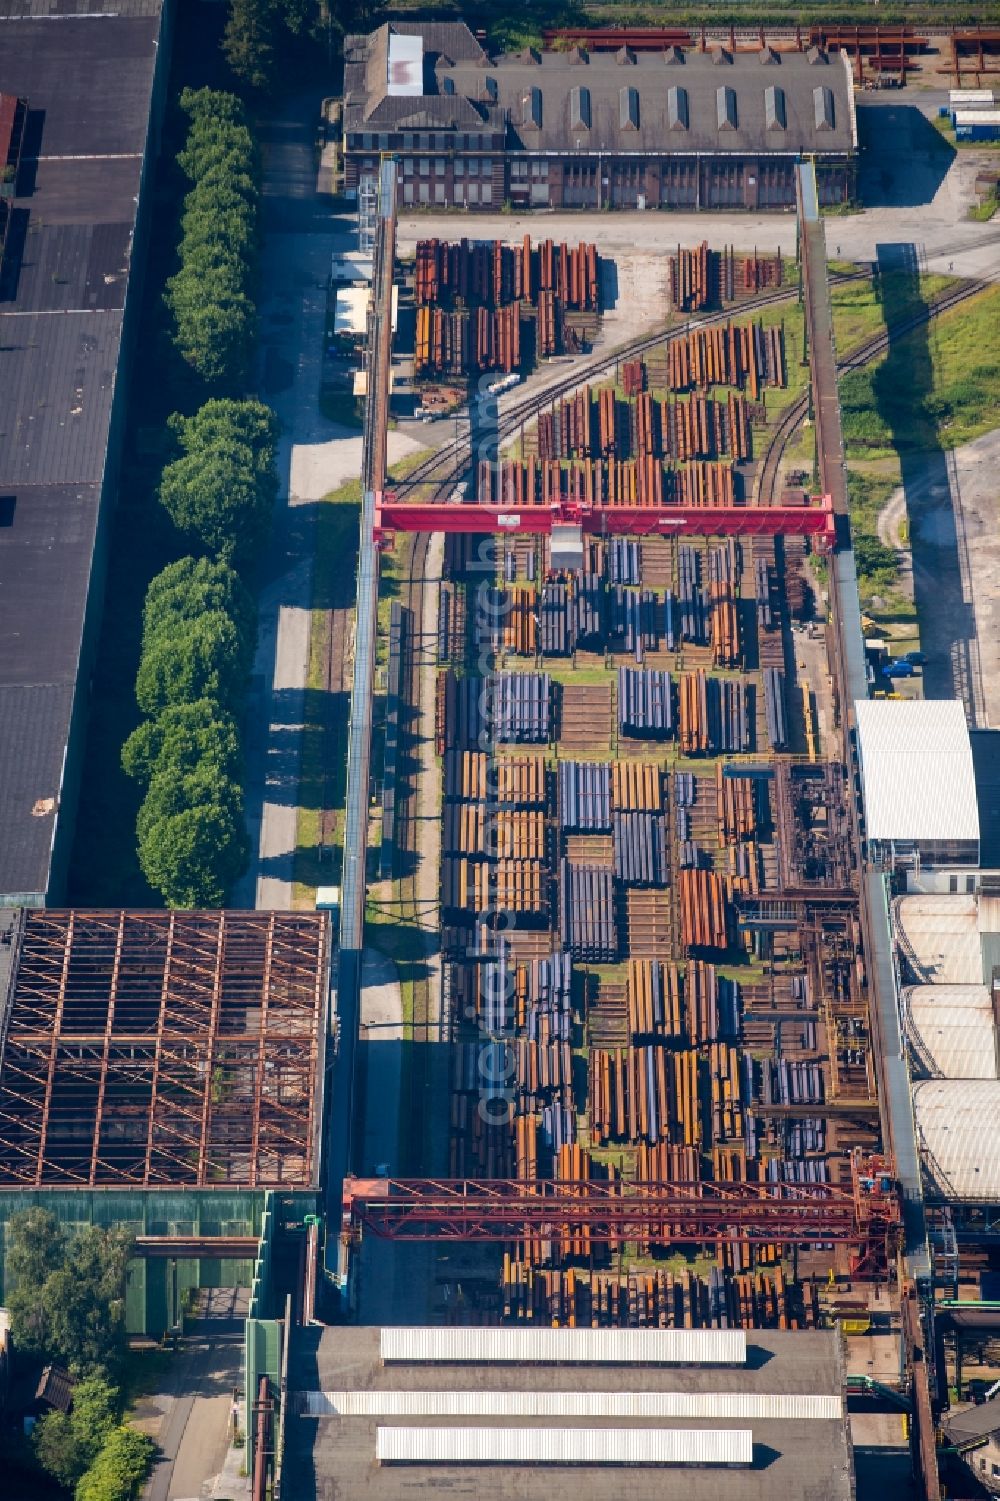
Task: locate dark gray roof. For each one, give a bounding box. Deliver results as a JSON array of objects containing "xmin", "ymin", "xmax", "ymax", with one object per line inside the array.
[
  {"xmin": 345, "ymin": 28, "xmax": 856, "ymax": 158},
  {"xmin": 0, "ymin": 5, "xmax": 162, "ymax": 901},
  {"xmin": 453, "ymin": 47, "xmax": 856, "ymax": 156},
  {"xmin": 944, "ymin": 1395, "xmax": 1000, "ymax": 1443}
]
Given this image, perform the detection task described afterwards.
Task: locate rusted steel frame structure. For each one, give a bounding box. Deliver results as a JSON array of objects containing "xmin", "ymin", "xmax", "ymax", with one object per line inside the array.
[
  {"xmin": 373, "ymin": 495, "xmax": 837, "ymax": 549},
  {"xmin": 0, "ymin": 909, "xmax": 327, "ymax": 1189},
  {"xmin": 951, "ymin": 27, "xmax": 1000, "ymax": 83},
  {"xmin": 343, "ymin": 1174, "xmax": 893, "ymax": 1247}
]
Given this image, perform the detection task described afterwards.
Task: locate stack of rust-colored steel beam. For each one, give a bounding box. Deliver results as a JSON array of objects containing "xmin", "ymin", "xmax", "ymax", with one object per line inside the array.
[
  {"xmin": 537, "ymin": 287, "xmax": 558, "ymax": 356},
  {"xmin": 716, "ymin": 763, "xmax": 757, "ymax": 845},
  {"xmin": 686, "ymin": 958, "xmax": 721, "ymax": 1044},
  {"xmin": 500, "ymin": 1259, "xmax": 822, "ymax": 1330},
  {"xmin": 660, "ymin": 393, "xmax": 751, "ymax": 461},
  {"xmin": 441, "ymin": 857, "xmax": 547, "ymax": 917},
  {"xmin": 666, "ymin": 321, "xmax": 786, "ymax": 395},
  {"xmin": 612, "ymin": 760, "xmax": 662, "ymax": 812},
  {"xmin": 627, "ymin": 958, "xmax": 683, "ymax": 1039},
  {"xmin": 674, "ymin": 459, "xmax": 736, "ymax": 507},
  {"xmin": 708, "ymin": 1041, "xmax": 744, "ymax": 1143},
  {"xmin": 741, "ymin": 251, "xmax": 783, "ymax": 294},
  {"xmin": 727, "ymin": 842, "xmax": 762, "ymax": 897},
  {"xmin": 589, "ymin": 1044, "xmax": 701, "ymax": 1148},
  {"xmin": 679, "ymin": 669, "xmax": 710, "ymax": 753},
  {"xmin": 622, "ymin": 358, "xmax": 646, "ymax": 396},
  {"xmin": 495, "ymin": 810, "xmax": 547, "ymax": 861},
  {"xmin": 497, "ymin": 755, "xmax": 547, "ymax": 806},
  {"xmin": 678, "ymin": 866, "xmax": 730, "ymax": 951},
  {"xmin": 443, "ymin": 801, "xmax": 487, "ymax": 857},
  {"xmin": 443, "ymin": 749, "xmax": 490, "ymax": 802},
  {"xmin": 537, "ymin": 238, "xmax": 600, "ymax": 311},
  {"xmin": 502, "ymin": 584, "xmax": 537, "ymax": 656},
  {"xmin": 668, "ymin": 242, "xmax": 737, "ymax": 312}
]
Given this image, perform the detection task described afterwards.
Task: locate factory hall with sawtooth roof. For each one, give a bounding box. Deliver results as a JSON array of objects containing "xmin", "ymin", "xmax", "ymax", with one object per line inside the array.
[{"xmin": 343, "ymin": 22, "xmax": 857, "ymax": 213}]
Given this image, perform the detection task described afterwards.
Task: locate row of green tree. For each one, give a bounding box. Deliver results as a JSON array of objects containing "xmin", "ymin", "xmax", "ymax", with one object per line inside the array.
[
  {"xmin": 166, "ymin": 87, "xmax": 259, "ymax": 389},
  {"xmin": 224, "ymin": 0, "xmax": 326, "ymax": 93},
  {"xmin": 5, "ymin": 1210, "xmax": 153, "ymax": 1501},
  {"xmin": 122, "ymin": 398, "xmax": 279, "ymax": 907}
]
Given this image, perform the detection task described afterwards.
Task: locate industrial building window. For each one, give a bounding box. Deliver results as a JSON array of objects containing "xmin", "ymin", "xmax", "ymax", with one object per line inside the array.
[
  {"xmin": 403, "ymin": 158, "xmax": 414, "ymax": 176},
  {"xmin": 468, "ymin": 181, "xmax": 479, "ymax": 203},
  {"xmin": 443, "ymin": 77, "xmax": 455, "ymax": 96},
  {"xmin": 455, "ymin": 158, "xmax": 465, "ymax": 176},
  {"xmin": 403, "ymin": 133, "xmax": 413, "ymax": 149},
  {"xmin": 814, "ymin": 86, "xmax": 835, "ymax": 130},
  {"xmin": 620, "ymin": 85, "xmax": 640, "ymax": 131},
  {"xmin": 668, "ymin": 85, "xmax": 688, "ymax": 131},
  {"xmin": 403, "ymin": 182, "xmax": 414, "ymax": 204},
  {"xmin": 419, "ymin": 181, "xmax": 429, "ymax": 202},
  {"xmin": 522, "ymin": 87, "xmax": 542, "ymax": 130},
  {"xmin": 482, "ymin": 182, "xmax": 492, "ymax": 203},
  {"xmin": 531, "ymin": 160, "xmax": 548, "ymax": 179},
  {"xmin": 454, "ymin": 181, "xmax": 465, "ymax": 203},
  {"xmin": 435, "ymin": 182, "xmax": 445, "ymax": 202},
  {"xmin": 510, "ymin": 160, "xmax": 528, "ymax": 179},
  {"xmin": 419, "ymin": 158, "xmax": 430, "ymax": 175},
  {"xmin": 468, "ymin": 157, "xmax": 479, "ymax": 176},
  {"xmin": 717, "ymin": 85, "xmax": 737, "ymax": 131},
  {"xmin": 570, "ymin": 85, "xmax": 592, "ymax": 130},
  {"xmin": 764, "ymin": 84, "xmax": 786, "ymax": 130},
  {"xmin": 434, "ymin": 158, "xmax": 445, "ymax": 175}
]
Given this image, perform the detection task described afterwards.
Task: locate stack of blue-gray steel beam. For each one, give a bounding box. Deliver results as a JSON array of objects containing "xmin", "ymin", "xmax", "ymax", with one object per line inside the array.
[
  {"xmin": 675, "ymin": 772, "xmax": 696, "ymax": 863},
  {"xmin": 559, "ymin": 858, "xmax": 618, "ymax": 961},
  {"xmin": 761, "ymin": 1059, "xmax": 825, "ymax": 1105},
  {"xmin": 573, "ymin": 572, "xmax": 605, "ymax": 643},
  {"xmin": 523, "ymin": 952, "xmax": 573, "ymax": 1043},
  {"xmin": 664, "ymin": 589, "xmax": 678, "ymax": 650},
  {"xmin": 678, "ymin": 545, "xmax": 707, "ymax": 643},
  {"xmin": 609, "ymin": 537, "xmax": 641, "ymax": 586},
  {"xmin": 708, "ymin": 676, "xmax": 750, "ymax": 752},
  {"xmin": 540, "ymin": 582, "xmax": 571, "ymax": 656},
  {"xmin": 613, "ymin": 812, "xmax": 669, "ymax": 886},
  {"xmin": 490, "ymin": 672, "xmax": 551, "ymax": 742},
  {"xmin": 755, "ymin": 556, "xmax": 774, "ymax": 629},
  {"xmin": 618, "ymin": 667, "xmax": 674, "ymax": 738},
  {"xmin": 763, "ymin": 666, "xmax": 788, "ymax": 749},
  {"xmin": 609, "ymin": 587, "xmax": 659, "ymax": 659},
  {"xmin": 558, "ymin": 760, "xmax": 611, "ymax": 832}
]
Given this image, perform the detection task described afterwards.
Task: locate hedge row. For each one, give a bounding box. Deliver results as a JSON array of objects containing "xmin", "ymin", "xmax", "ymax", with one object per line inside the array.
[
  {"xmin": 165, "ymin": 87, "xmax": 259, "ymax": 388},
  {"xmin": 123, "ymin": 398, "xmax": 278, "ymax": 907}
]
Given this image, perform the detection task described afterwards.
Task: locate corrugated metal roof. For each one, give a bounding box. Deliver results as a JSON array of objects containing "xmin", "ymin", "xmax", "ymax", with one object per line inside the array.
[
  {"xmin": 893, "ymin": 895, "xmax": 983, "ymax": 986},
  {"xmin": 376, "ymin": 1426, "xmax": 753, "ymax": 1465},
  {"xmin": 955, "ymin": 110, "xmax": 1000, "ymax": 126},
  {"xmin": 379, "ymin": 1327, "xmax": 746, "ymax": 1366},
  {"xmin": 855, "ymin": 700, "xmax": 979, "ymax": 844},
  {"xmin": 905, "ymin": 985, "xmax": 998, "ymax": 1080},
  {"xmin": 914, "ymin": 1079, "xmax": 1000, "ymax": 1201},
  {"xmin": 304, "ymin": 1389, "xmax": 841, "ymax": 1419}
]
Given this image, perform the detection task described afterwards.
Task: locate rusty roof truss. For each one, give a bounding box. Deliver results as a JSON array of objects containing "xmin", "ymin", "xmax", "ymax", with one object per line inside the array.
[{"xmin": 0, "ymin": 910, "xmax": 327, "ymax": 1190}]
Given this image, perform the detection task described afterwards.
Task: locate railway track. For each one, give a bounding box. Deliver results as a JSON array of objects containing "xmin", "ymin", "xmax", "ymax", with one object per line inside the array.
[
  {"xmin": 394, "ymin": 277, "xmax": 859, "ymax": 501},
  {"xmin": 754, "ymin": 276, "xmax": 992, "ymax": 506}
]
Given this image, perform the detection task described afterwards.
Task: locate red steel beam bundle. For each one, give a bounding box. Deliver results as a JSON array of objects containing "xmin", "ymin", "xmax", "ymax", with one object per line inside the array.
[
  {"xmin": 678, "ymin": 867, "xmax": 730, "ymax": 952},
  {"xmin": 622, "ymin": 358, "xmax": 646, "ymax": 396},
  {"xmin": 344, "ymin": 1174, "xmax": 872, "ymax": 1247},
  {"xmin": 742, "ymin": 251, "xmax": 783, "ymax": 293},
  {"xmin": 675, "ymin": 462, "xmax": 735, "ymax": 508}
]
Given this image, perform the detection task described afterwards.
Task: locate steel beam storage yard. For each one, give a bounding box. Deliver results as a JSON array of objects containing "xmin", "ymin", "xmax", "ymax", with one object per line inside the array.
[{"xmin": 376, "ymin": 1425, "xmax": 753, "ymax": 1466}]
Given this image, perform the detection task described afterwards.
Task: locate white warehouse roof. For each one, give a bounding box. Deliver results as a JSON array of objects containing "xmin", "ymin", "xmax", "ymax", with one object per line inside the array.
[
  {"xmin": 380, "ymin": 1326, "xmax": 745, "ymax": 1366},
  {"xmin": 905, "ymin": 985, "xmax": 998, "ymax": 1079},
  {"xmin": 893, "ymin": 895, "xmax": 983, "ymax": 985},
  {"xmin": 914, "ymin": 1079, "xmax": 1000, "ymax": 1201},
  {"xmin": 855, "ymin": 699, "xmax": 979, "ymax": 845},
  {"xmin": 376, "ymin": 1425, "xmax": 753, "ymax": 1466}
]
